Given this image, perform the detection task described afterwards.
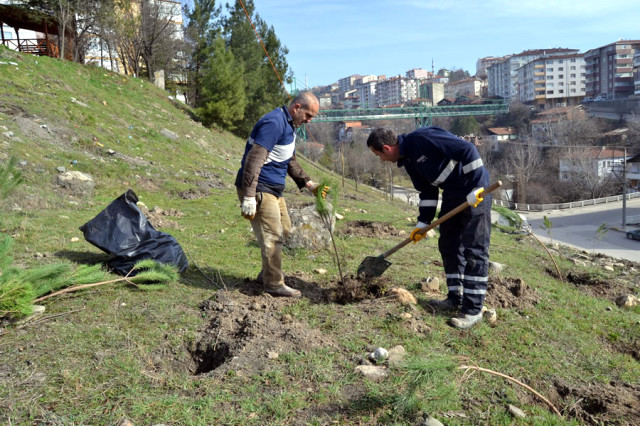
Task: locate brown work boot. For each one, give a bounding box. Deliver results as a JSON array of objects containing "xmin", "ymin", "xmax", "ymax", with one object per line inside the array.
[{"xmin": 264, "ymin": 284, "xmax": 301, "ymax": 298}]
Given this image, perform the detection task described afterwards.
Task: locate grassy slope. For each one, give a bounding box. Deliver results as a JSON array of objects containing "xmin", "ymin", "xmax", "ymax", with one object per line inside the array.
[{"xmin": 1, "ymin": 47, "xmax": 639, "ymax": 425}]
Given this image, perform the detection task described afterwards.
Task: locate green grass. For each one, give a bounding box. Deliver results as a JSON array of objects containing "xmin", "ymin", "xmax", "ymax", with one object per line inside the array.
[{"xmin": 1, "ymin": 46, "xmax": 639, "ymax": 425}]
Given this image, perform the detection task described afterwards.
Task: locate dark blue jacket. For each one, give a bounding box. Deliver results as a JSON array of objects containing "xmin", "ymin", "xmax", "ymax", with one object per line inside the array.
[{"xmin": 397, "ymin": 127, "xmax": 489, "ymax": 224}]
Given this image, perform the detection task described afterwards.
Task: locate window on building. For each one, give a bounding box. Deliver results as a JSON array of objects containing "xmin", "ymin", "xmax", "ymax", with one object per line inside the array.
[
  {"xmin": 570, "ymin": 58, "xmax": 576, "ymax": 62},
  {"xmin": 547, "ymin": 90, "xmax": 554, "ymax": 94},
  {"xmin": 559, "ymin": 90, "xmax": 564, "ymax": 93},
  {"xmin": 571, "ymin": 66, "xmax": 576, "ymax": 70},
  {"xmin": 559, "ymin": 75, "xmax": 564, "ymax": 79},
  {"xmin": 546, "ymin": 60, "xmax": 553, "ymax": 64},
  {"xmin": 571, "ymin": 88, "xmax": 577, "ymax": 93},
  {"xmin": 547, "ymin": 68, "xmax": 553, "ymax": 72},
  {"xmin": 559, "ymin": 67, "xmax": 564, "ymax": 71},
  {"xmin": 547, "ymin": 75, "xmax": 554, "ymax": 80}
]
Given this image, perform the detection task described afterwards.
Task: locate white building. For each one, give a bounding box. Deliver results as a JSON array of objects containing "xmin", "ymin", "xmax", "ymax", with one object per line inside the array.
[
  {"xmin": 355, "ymin": 79, "xmax": 377, "ymax": 108},
  {"xmin": 338, "ymin": 75, "xmax": 361, "ymax": 95},
  {"xmin": 375, "ymin": 76, "xmax": 418, "ymax": 107},
  {"xmin": 517, "ymin": 53, "xmax": 586, "ymax": 108},
  {"xmin": 559, "ymin": 147, "xmax": 626, "ymax": 182},
  {"xmin": 406, "ymin": 68, "xmax": 431, "ymax": 80},
  {"xmin": 444, "ymin": 77, "xmax": 485, "ymax": 98},
  {"xmin": 487, "ymin": 48, "xmax": 579, "ymax": 101}
]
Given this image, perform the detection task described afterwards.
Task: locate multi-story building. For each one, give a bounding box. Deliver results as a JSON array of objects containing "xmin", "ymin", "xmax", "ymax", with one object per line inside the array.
[
  {"xmin": 476, "ymin": 56, "xmax": 511, "ymax": 77},
  {"xmin": 517, "ymin": 53, "xmax": 586, "ymax": 108},
  {"xmin": 419, "ymin": 80, "xmax": 444, "ymax": 105},
  {"xmin": 406, "ymin": 68, "xmax": 432, "ymax": 80},
  {"xmin": 444, "ymin": 77, "xmax": 486, "ymax": 98},
  {"xmin": 84, "ymin": 0, "xmax": 184, "ymax": 81},
  {"xmin": 487, "ymin": 48, "xmax": 579, "ymax": 101},
  {"xmin": 338, "ymin": 75, "xmax": 361, "ymax": 95},
  {"xmin": 634, "ymin": 43, "xmax": 640, "ymax": 96},
  {"xmin": 375, "ymin": 76, "xmax": 418, "ymax": 107},
  {"xmin": 584, "ymin": 40, "xmax": 640, "ymax": 100},
  {"xmin": 355, "ymin": 79, "xmax": 378, "ymax": 108}
]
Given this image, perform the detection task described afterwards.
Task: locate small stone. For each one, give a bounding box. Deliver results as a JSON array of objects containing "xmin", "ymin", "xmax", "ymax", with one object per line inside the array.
[
  {"xmin": 354, "ymin": 365, "xmax": 388, "ymax": 381},
  {"xmin": 387, "ymin": 345, "xmax": 406, "ymax": 366},
  {"xmin": 267, "ymin": 351, "xmax": 279, "ymax": 359},
  {"xmin": 281, "ymin": 314, "xmax": 293, "ymax": 323},
  {"xmin": 508, "ymin": 404, "xmax": 526, "ymax": 419},
  {"xmin": 616, "ymin": 294, "xmax": 639, "ymax": 308},
  {"xmin": 117, "ymin": 418, "xmax": 134, "ymax": 426},
  {"xmin": 70, "ymin": 237, "xmax": 80, "ymax": 242},
  {"xmin": 419, "ymin": 414, "xmax": 444, "ymax": 426},
  {"xmin": 489, "ymin": 261, "xmax": 504, "ymax": 272},
  {"xmin": 604, "ymin": 265, "xmax": 614, "ymax": 272},
  {"xmin": 399, "ymin": 312, "xmax": 412, "ymax": 319},
  {"xmin": 484, "ymin": 308, "xmax": 497, "ymax": 325},
  {"xmin": 388, "ymin": 287, "xmax": 417, "ymax": 305},
  {"xmin": 313, "ymin": 268, "xmax": 327, "ymax": 275},
  {"xmin": 56, "ymin": 166, "xmax": 66, "ymax": 173},
  {"xmin": 335, "ymin": 213, "xmax": 344, "ymax": 220},
  {"xmin": 421, "ymin": 276, "xmax": 440, "ymax": 292}
]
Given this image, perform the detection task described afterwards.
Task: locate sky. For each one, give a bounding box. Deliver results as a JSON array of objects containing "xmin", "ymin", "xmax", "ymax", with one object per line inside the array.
[{"xmin": 180, "ymin": 0, "xmax": 640, "ymax": 90}]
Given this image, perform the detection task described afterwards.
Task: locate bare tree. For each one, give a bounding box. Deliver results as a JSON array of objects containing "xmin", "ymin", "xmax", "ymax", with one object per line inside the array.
[{"xmin": 504, "ymin": 139, "xmax": 545, "ymax": 204}]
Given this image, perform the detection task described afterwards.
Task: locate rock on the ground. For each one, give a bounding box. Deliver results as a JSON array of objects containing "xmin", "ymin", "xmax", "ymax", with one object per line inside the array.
[
  {"xmin": 616, "ymin": 294, "xmax": 639, "ymax": 308},
  {"xmin": 508, "ymin": 404, "xmax": 526, "ymax": 419},
  {"xmin": 354, "ymin": 365, "xmax": 388, "ymax": 381},
  {"xmin": 387, "ymin": 345, "xmax": 406, "ymax": 366},
  {"xmin": 418, "ymin": 414, "xmax": 444, "ymax": 426},
  {"xmin": 56, "ymin": 171, "xmax": 95, "ymax": 195},
  {"xmin": 388, "ymin": 287, "xmax": 417, "ymax": 305},
  {"xmin": 286, "ymin": 204, "xmax": 335, "ymax": 250}
]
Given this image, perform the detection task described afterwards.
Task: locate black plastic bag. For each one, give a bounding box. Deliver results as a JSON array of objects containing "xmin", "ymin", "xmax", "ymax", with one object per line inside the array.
[{"xmin": 79, "ymin": 189, "xmax": 188, "ymax": 275}]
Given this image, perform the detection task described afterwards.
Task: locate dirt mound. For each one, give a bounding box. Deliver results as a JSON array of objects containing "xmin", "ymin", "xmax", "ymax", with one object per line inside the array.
[
  {"xmin": 484, "ymin": 277, "xmax": 540, "ymax": 310},
  {"xmin": 339, "ymin": 220, "xmax": 401, "ymax": 238},
  {"xmin": 566, "ymin": 271, "xmax": 629, "ymax": 303},
  {"xmin": 554, "ymin": 379, "xmax": 640, "ymax": 424},
  {"xmin": 190, "ymin": 287, "xmax": 337, "ymax": 378},
  {"xmin": 328, "ymin": 275, "xmax": 393, "ymax": 304}
]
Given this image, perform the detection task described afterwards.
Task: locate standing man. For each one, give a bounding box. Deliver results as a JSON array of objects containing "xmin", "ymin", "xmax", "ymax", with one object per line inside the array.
[
  {"xmin": 235, "ymin": 92, "xmax": 328, "ymax": 298},
  {"xmin": 367, "ymin": 126, "xmax": 491, "ymax": 329}
]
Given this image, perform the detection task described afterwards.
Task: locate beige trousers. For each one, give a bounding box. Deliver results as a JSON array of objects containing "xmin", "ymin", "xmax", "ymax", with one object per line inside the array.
[{"xmin": 237, "ymin": 189, "xmax": 291, "ymax": 288}]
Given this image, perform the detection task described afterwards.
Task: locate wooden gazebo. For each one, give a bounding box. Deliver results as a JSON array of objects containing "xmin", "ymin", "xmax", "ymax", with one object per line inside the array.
[{"xmin": 0, "ymin": 4, "xmax": 74, "ymax": 59}]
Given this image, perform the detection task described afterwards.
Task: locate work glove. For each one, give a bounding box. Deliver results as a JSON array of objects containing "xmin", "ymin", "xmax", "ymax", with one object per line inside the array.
[
  {"xmin": 306, "ymin": 181, "xmax": 330, "ymax": 199},
  {"xmin": 409, "ymin": 222, "xmax": 428, "ymax": 243},
  {"xmin": 241, "ymin": 196, "xmax": 257, "ymax": 220},
  {"xmin": 466, "ymin": 187, "xmax": 485, "ymax": 208}
]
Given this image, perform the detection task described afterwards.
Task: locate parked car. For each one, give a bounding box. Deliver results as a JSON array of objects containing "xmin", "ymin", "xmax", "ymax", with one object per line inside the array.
[
  {"xmin": 626, "ymin": 229, "xmax": 640, "ymax": 240},
  {"xmin": 594, "ymin": 95, "xmax": 607, "ymax": 102},
  {"xmin": 581, "ymin": 97, "xmax": 593, "ymax": 103}
]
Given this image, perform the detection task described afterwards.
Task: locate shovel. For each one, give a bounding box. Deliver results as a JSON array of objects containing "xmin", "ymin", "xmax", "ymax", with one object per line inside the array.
[{"xmin": 357, "ymin": 181, "xmax": 502, "ymax": 279}]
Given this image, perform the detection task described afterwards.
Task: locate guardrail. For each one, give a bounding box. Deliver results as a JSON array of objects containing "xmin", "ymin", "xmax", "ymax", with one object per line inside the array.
[{"xmin": 493, "ymin": 191, "xmax": 640, "ymax": 212}]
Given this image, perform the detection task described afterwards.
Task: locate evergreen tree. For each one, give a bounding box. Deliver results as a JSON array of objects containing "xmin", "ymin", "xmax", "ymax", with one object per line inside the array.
[
  {"xmin": 450, "ymin": 116, "xmax": 480, "ymax": 137},
  {"xmin": 197, "ymin": 36, "xmax": 247, "ymax": 130},
  {"xmin": 184, "ymin": 0, "xmax": 221, "ymax": 107},
  {"xmin": 224, "ymin": 0, "xmax": 290, "ymax": 135}
]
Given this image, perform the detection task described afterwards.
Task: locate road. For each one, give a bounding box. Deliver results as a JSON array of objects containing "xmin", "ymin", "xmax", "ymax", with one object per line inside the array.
[{"xmin": 523, "ymin": 198, "xmax": 640, "ymax": 262}]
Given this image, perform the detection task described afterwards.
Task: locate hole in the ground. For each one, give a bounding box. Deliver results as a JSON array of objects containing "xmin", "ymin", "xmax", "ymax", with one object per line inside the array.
[{"xmin": 191, "ymin": 342, "xmax": 233, "ymax": 375}]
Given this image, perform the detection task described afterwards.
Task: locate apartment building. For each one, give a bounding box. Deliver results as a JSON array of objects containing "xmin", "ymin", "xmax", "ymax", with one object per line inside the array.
[
  {"xmin": 84, "ymin": 0, "xmax": 184, "ymax": 80},
  {"xmin": 406, "ymin": 68, "xmax": 432, "ymax": 80},
  {"xmin": 338, "ymin": 75, "xmax": 361, "ymax": 95},
  {"xmin": 635, "ymin": 45, "xmax": 640, "ymax": 96},
  {"xmin": 476, "ymin": 55, "xmax": 511, "ymax": 77},
  {"xmin": 444, "ymin": 77, "xmax": 486, "ymax": 98},
  {"xmin": 419, "ymin": 81, "xmax": 445, "ymax": 105},
  {"xmin": 375, "ymin": 76, "xmax": 418, "ymax": 107},
  {"xmin": 355, "ymin": 79, "xmax": 377, "ymax": 108},
  {"xmin": 517, "ymin": 54, "xmax": 586, "ymax": 108},
  {"xmin": 584, "ymin": 40, "xmax": 640, "ymax": 100},
  {"xmin": 487, "ymin": 48, "xmax": 579, "ymax": 101}
]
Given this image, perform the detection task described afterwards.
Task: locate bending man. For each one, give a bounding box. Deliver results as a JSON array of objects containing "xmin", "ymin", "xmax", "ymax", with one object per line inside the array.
[{"xmin": 367, "ymin": 126, "xmax": 491, "ymax": 329}]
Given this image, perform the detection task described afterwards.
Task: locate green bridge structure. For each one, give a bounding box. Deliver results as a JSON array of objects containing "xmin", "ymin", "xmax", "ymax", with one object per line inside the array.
[{"xmin": 297, "ymin": 101, "xmax": 510, "ymax": 141}]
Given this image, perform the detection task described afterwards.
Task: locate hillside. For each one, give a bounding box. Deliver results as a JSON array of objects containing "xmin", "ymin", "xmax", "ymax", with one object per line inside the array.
[{"xmin": 1, "ymin": 47, "xmax": 639, "ymax": 425}]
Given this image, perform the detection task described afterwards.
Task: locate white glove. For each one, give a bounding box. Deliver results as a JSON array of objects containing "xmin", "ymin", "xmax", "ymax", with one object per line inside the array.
[
  {"xmin": 466, "ymin": 187, "xmax": 484, "ymax": 208},
  {"xmin": 241, "ymin": 196, "xmax": 257, "ymax": 220}
]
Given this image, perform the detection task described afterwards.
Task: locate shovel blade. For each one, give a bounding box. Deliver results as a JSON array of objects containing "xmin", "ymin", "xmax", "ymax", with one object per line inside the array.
[{"xmin": 357, "ymin": 255, "xmax": 392, "ymax": 279}]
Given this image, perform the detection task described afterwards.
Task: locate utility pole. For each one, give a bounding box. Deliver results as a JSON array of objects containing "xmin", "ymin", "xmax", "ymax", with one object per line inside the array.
[{"xmin": 622, "ymin": 147, "xmax": 627, "ymax": 231}]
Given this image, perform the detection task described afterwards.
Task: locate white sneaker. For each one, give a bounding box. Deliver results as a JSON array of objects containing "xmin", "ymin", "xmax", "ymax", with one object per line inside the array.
[{"xmin": 450, "ymin": 312, "xmax": 483, "ymax": 329}]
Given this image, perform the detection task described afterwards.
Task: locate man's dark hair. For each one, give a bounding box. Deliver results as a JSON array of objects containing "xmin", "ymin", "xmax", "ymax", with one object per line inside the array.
[{"xmin": 367, "ymin": 128, "xmax": 398, "ymax": 151}]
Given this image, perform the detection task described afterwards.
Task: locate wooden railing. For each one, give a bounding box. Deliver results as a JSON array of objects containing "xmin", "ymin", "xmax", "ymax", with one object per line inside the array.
[{"xmin": 1, "ymin": 38, "xmax": 59, "ymax": 58}]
